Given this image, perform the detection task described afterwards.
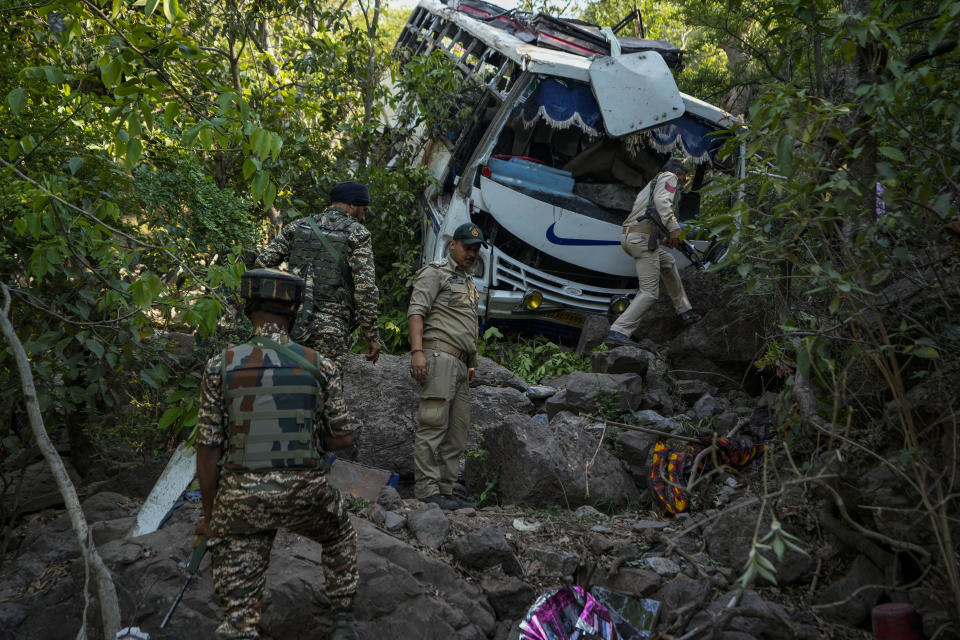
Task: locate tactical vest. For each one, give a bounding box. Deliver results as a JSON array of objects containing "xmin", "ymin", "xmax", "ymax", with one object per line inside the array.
[
  {"xmin": 288, "ymin": 211, "xmax": 356, "ymax": 328},
  {"xmin": 221, "ymin": 339, "xmax": 325, "ymax": 471}
]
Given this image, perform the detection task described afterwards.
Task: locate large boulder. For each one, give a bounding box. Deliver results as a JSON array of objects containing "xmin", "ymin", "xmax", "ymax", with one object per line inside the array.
[
  {"xmin": 814, "ymin": 555, "xmax": 885, "ymax": 626},
  {"xmin": 464, "ymin": 412, "xmax": 642, "ymax": 508},
  {"xmin": 543, "ymin": 372, "xmax": 644, "ymax": 420},
  {"xmin": 343, "ymin": 353, "xmax": 421, "ymax": 476},
  {"xmin": 0, "ymin": 496, "xmax": 497, "ymax": 640},
  {"xmin": 703, "ymin": 499, "xmax": 815, "ymax": 585},
  {"xmin": 469, "ymin": 386, "xmax": 535, "ymax": 433},
  {"xmin": 473, "ymin": 356, "xmax": 529, "ymax": 391},
  {"xmin": 1, "ymin": 460, "xmax": 81, "ymax": 515},
  {"xmin": 590, "ymin": 346, "xmax": 655, "ymax": 376}
]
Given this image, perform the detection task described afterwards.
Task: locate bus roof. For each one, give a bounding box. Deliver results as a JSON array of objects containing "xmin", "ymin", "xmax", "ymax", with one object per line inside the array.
[{"xmin": 413, "ymin": 0, "xmax": 740, "ymax": 129}]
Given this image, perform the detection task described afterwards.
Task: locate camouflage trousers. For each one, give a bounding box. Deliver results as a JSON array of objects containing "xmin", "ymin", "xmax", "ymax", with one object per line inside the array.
[
  {"xmin": 209, "ymin": 470, "xmax": 358, "ymax": 640},
  {"xmin": 293, "ymin": 312, "xmax": 351, "ymax": 372}
]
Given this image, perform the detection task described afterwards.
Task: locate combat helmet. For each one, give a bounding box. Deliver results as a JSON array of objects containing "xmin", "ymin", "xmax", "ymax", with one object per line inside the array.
[{"xmin": 239, "ymin": 268, "xmax": 304, "ymax": 319}]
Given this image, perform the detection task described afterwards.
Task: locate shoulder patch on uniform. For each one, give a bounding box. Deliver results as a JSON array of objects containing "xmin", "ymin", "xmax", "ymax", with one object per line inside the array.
[{"xmin": 430, "ymin": 260, "xmax": 445, "ymax": 267}]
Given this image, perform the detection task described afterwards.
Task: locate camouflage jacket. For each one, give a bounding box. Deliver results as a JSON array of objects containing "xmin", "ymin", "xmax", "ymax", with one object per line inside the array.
[
  {"xmin": 195, "ymin": 322, "xmax": 352, "ymax": 452},
  {"xmin": 255, "ymin": 206, "xmax": 379, "ymax": 343}
]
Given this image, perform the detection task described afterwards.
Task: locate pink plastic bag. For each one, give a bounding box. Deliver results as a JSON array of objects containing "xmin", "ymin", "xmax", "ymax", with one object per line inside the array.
[{"xmin": 519, "ymin": 586, "xmax": 619, "ymax": 640}]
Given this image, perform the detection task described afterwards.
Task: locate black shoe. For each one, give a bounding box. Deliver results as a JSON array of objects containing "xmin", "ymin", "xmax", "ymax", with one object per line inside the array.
[
  {"xmin": 421, "ymin": 494, "xmax": 459, "ymax": 510},
  {"xmin": 330, "ymin": 610, "xmax": 357, "ymax": 640},
  {"xmin": 605, "ymin": 330, "xmax": 639, "ymax": 347},
  {"xmin": 447, "ymin": 494, "xmax": 475, "ymax": 509},
  {"xmin": 679, "ymin": 310, "xmax": 702, "ymax": 326}
]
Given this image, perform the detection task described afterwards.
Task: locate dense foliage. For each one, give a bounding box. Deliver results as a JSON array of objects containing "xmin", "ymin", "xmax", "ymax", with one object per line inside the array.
[{"xmin": 0, "ymin": 0, "xmax": 439, "ymax": 460}]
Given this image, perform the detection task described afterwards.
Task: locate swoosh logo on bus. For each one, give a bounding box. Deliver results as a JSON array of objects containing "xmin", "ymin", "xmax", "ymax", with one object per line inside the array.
[{"xmin": 546, "ymin": 223, "xmax": 620, "ymax": 246}]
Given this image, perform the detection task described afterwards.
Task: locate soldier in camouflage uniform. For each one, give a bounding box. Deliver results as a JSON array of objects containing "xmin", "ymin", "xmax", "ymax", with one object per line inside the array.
[
  {"xmin": 255, "ymin": 181, "xmax": 380, "ymax": 372},
  {"xmin": 195, "ymin": 268, "xmax": 359, "ymax": 640}
]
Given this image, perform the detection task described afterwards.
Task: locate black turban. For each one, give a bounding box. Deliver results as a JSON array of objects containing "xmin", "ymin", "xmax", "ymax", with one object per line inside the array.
[{"xmin": 329, "ymin": 181, "xmax": 371, "ymax": 206}]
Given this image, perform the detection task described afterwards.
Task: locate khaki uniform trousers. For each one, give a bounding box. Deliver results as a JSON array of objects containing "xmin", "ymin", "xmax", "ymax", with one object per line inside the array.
[
  {"xmin": 610, "ymin": 231, "xmax": 692, "ymax": 337},
  {"xmin": 414, "ymin": 350, "xmax": 470, "ymax": 499}
]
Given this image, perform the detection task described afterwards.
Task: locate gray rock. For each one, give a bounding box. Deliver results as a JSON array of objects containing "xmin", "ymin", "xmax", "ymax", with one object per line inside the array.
[
  {"xmin": 630, "ymin": 409, "xmax": 670, "ymax": 427},
  {"xmin": 407, "ymin": 502, "xmax": 450, "ymax": 549},
  {"xmin": 631, "ymin": 520, "xmax": 669, "ymax": 532},
  {"xmin": 575, "ymin": 314, "xmax": 611, "ymax": 355},
  {"xmin": 464, "ymin": 413, "xmax": 642, "ymax": 509},
  {"xmin": 343, "ymin": 353, "xmax": 421, "ymax": 475},
  {"xmin": 574, "ymin": 505, "xmax": 606, "ymax": 520},
  {"xmin": 591, "ymin": 346, "xmax": 655, "ymax": 376},
  {"xmin": 82, "ymin": 491, "xmax": 138, "ymax": 523},
  {"xmin": 705, "ymin": 500, "xmax": 814, "ymax": 585},
  {"xmin": 655, "ymin": 575, "xmax": 712, "ymax": 611},
  {"xmin": 588, "ymin": 533, "xmax": 615, "ymax": 554},
  {"xmin": 92, "ymin": 516, "xmax": 136, "ymax": 547},
  {"xmin": 687, "ymin": 589, "xmax": 795, "ymax": 640},
  {"xmin": 642, "ymin": 556, "xmax": 681, "ymax": 576},
  {"xmin": 470, "ymin": 386, "xmax": 535, "ymax": 429},
  {"xmin": 814, "ymin": 555, "xmax": 885, "ymax": 625},
  {"xmin": 593, "ymin": 567, "xmax": 661, "ymax": 597},
  {"xmin": 693, "ymin": 394, "xmax": 719, "ymax": 419},
  {"xmin": 617, "ymin": 430, "xmax": 657, "ymax": 485},
  {"xmin": 474, "ymin": 356, "xmax": 530, "ymax": 391},
  {"xmin": 675, "ymin": 380, "xmax": 719, "ymax": 405},
  {"xmin": 544, "ymin": 372, "xmax": 644, "ymax": 420},
  {"xmin": 382, "ymin": 511, "xmax": 406, "ymax": 532},
  {"xmin": 446, "ymin": 526, "xmax": 515, "ymax": 572},
  {"xmin": 525, "ymin": 547, "xmax": 579, "ymax": 577},
  {"xmin": 1, "ymin": 460, "xmax": 82, "ymax": 515},
  {"xmin": 377, "ymin": 485, "xmax": 404, "ymax": 511},
  {"xmin": 713, "ymin": 411, "xmax": 739, "ymax": 432},
  {"xmin": 480, "ymin": 575, "xmax": 536, "ymax": 620}
]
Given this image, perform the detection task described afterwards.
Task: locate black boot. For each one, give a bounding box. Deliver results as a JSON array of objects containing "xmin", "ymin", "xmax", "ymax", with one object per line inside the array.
[
  {"xmin": 679, "ymin": 310, "xmax": 702, "ymax": 326},
  {"xmin": 330, "ymin": 610, "xmax": 357, "ymax": 640}
]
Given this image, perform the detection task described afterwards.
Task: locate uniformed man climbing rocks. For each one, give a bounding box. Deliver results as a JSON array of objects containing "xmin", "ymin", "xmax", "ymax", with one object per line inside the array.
[
  {"xmin": 256, "ymin": 181, "xmax": 381, "ymax": 371},
  {"xmin": 407, "ymin": 223, "xmax": 485, "ymax": 511},
  {"xmin": 194, "ymin": 268, "xmax": 359, "ymax": 640}
]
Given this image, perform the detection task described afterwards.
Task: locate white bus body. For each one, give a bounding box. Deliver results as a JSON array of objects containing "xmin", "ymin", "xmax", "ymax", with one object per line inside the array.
[{"xmin": 392, "ymin": 0, "xmax": 742, "ymax": 331}]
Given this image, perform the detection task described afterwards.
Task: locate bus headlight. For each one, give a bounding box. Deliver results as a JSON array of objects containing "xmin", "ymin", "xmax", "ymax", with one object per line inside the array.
[
  {"xmin": 522, "ymin": 290, "xmax": 543, "ymax": 310},
  {"xmin": 609, "ymin": 296, "xmax": 630, "ymax": 316}
]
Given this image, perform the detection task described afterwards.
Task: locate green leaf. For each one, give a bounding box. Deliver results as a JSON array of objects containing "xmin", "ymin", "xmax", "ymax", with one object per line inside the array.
[
  {"xmin": 198, "ymin": 126, "xmax": 213, "ymax": 149},
  {"xmin": 263, "ymin": 181, "xmax": 277, "ymax": 210},
  {"xmin": 777, "ymin": 134, "xmax": 794, "ymax": 175},
  {"xmin": 126, "ymin": 137, "xmax": 142, "ymax": 166},
  {"xmin": 68, "ymin": 157, "xmax": 84, "ymax": 175},
  {"xmin": 163, "ymin": 0, "xmax": 179, "ymax": 22},
  {"xmin": 43, "ymin": 66, "xmax": 65, "ymax": 84},
  {"xmin": 85, "ymin": 339, "xmax": 105, "ymax": 359},
  {"xmin": 101, "ymin": 58, "xmax": 121, "ymax": 88},
  {"xmin": 252, "ymin": 170, "xmax": 268, "ymax": 199},
  {"xmin": 7, "ymin": 88, "xmax": 27, "ymax": 115},
  {"xmin": 878, "ymin": 146, "xmax": 905, "ymax": 162},
  {"xmin": 112, "ymin": 0, "xmax": 122, "ymax": 19},
  {"xmin": 242, "ymin": 157, "xmax": 257, "ymax": 180},
  {"xmin": 164, "ymin": 101, "xmax": 179, "ymax": 128},
  {"xmin": 145, "ymin": 0, "xmax": 160, "ymax": 17},
  {"xmin": 158, "ymin": 406, "xmax": 183, "ymax": 429},
  {"xmin": 914, "ymin": 346, "xmax": 939, "ymax": 359},
  {"xmin": 737, "ymin": 263, "xmax": 750, "ymax": 278}
]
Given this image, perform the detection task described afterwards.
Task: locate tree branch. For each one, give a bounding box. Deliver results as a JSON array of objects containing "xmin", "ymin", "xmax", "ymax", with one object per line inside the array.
[{"xmin": 0, "ymin": 285, "xmax": 122, "ymax": 639}]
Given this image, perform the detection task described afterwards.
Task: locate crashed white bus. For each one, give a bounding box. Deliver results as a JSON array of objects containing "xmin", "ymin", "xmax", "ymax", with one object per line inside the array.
[{"xmin": 389, "ymin": 0, "xmax": 742, "ymax": 333}]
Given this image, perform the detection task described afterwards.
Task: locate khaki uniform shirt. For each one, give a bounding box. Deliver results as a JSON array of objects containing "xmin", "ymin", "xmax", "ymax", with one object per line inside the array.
[
  {"xmin": 407, "ymin": 255, "xmax": 480, "ymax": 368},
  {"xmin": 623, "ymin": 172, "xmax": 682, "ymax": 233}
]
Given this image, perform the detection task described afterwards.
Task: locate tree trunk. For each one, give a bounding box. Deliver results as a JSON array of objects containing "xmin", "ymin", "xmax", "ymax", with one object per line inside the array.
[{"xmin": 0, "ymin": 285, "xmax": 122, "ymax": 639}]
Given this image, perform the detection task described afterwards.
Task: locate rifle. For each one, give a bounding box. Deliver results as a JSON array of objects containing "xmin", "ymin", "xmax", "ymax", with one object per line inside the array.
[
  {"xmin": 160, "ymin": 534, "xmax": 208, "ymax": 628},
  {"xmin": 639, "ymin": 178, "xmax": 705, "ymax": 270}
]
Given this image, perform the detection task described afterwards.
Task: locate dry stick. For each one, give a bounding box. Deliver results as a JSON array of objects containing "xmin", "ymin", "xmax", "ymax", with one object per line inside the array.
[
  {"xmin": 582, "ymin": 414, "xmax": 703, "ymax": 443},
  {"xmin": 583, "ymin": 420, "xmax": 608, "ymax": 499},
  {"xmin": 0, "ymin": 285, "xmax": 121, "ymax": 639}
]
